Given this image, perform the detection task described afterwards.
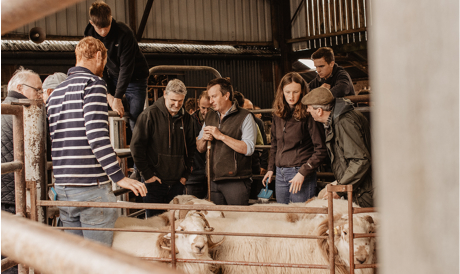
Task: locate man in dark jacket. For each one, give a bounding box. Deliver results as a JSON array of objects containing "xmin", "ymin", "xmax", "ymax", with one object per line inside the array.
[
  {"xmin": 1, "ymin": 67, "xmax": 43, "ymax": 274},
  {"xmin": 308, "ymin": 47, "xmax": 355, "ymax": 98},
  {"xmin": 196, "ymin": 78, "xmax": 257, "ymax": 205},
  {"xmin": 302, "ymin": 87, "xmax": 374, "ymax": 207},
  {"xmin": 186, "ymin": 91, "xmax": 211, "ymax": 199},
  {"xmin": 85, "ymin": 1, "xmax": 149, "ymax": 131},
  {"xmin": 131, "ymin": 79, "xmax": 196, "ymax": 216},
  {"xmin": 2, "ymin": 67, "xmax": 43, "ymax": 214}
]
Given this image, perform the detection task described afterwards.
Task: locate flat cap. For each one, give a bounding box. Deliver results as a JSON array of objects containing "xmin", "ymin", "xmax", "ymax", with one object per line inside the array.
[
  {"xmin": 42, "ymin": 72, "xmax": 67, "ymax": 90},
  {"xmin": 301, "ymin": 87, "xmax": 334, "ymax": 105}
]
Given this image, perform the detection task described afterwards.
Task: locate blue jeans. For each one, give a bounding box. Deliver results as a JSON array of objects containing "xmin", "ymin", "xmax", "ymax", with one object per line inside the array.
[
  {"xmin": 111, "ymin": 77, "xmax": 148, "ymax": 131},
  {"xmin": 275, "ymin": 166, "xmax": 317, "ymax": 204},
  {"xmin": 55, "ymin": 183, "xmax": 118, "ymax": 246}
]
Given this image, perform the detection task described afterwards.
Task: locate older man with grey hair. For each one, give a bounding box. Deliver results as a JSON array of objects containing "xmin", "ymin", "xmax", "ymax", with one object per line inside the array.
[
  {"xmin": 2, "ymin": 67, "xmax": 43, "ymax": 217},
  {"xmin": 131, "ymin": 79, "xmax": 196, "ymax": 216}
]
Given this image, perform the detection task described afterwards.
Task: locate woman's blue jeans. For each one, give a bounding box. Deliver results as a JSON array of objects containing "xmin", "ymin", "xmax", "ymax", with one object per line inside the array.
[{"xmin": 275, "ymin": 166, "xmax": 317, "ymax": 204}]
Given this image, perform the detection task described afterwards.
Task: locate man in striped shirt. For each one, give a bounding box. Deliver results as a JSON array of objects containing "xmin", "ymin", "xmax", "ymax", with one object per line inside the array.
[{"xmin": 46, "ymin": 37, "xmax": 147, "ymax": 246}]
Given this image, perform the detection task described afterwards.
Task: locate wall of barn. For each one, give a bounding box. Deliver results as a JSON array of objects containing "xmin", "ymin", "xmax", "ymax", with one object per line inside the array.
[
  {"xmin": 9, "ymin": 0, "xmax": 272, "ymax": 43},
  {"xmin": 1, "ymin": 54, "xmax": 277, "ymax": 110},
  {"xmin": 290, "ymin": 0, "xmax": 368, "ymax": 51}
]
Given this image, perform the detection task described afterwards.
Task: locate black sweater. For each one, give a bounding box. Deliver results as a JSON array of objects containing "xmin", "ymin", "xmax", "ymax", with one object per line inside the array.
[
  {"xmin": 130, "ymin": 97, "xmax": 196, "ymax": 183},
  {"xmin": 85, "ymin": 18, "xmax": 149, "ymax": 99},
  {"xmin": 308, "ymin": 63, "xmax": 355, "ymax": 98}
]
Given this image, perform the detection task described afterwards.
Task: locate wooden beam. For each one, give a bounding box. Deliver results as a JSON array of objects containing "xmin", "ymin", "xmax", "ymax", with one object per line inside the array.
[
  {"xmin": 128, "ymin": 0, "xmax": 137, "ymax": 35},
  {"xmin": 286, "ymin": 27, "xmax": 367, "ymax": 43},
  {"xmin": 136, "ymin": 0, "xmax": 154, "ymax": 41}
]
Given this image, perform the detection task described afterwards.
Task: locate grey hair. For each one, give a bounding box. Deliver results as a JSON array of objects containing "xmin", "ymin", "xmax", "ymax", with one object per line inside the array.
[
  {"xmin": 312, "ymin": 104, "xmax": 333, "ymax": 111},
  {"xmin": 165, "ymin": 79, "xmax": 187, "ymax": 96},
  {"xmin": 8, "ymin": 66, "xmax": 40, "ymax": 91}
]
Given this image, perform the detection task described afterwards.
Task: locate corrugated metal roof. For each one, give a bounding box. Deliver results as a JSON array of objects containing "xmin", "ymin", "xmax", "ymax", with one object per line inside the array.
[
  {"xmin": 1, "ymin": 40, "xmax": 278, "ymax": 55},
  {"xmin": 9, "ymin": 0, "xmax": 272, "ymax": 43}
]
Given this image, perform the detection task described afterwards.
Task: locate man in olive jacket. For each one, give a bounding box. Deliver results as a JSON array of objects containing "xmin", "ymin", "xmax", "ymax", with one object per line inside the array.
[
  {"xmin": 302, "ymin": 87, "xmax": 374, "ymax": 207},
  {"xmin": 131, "ymin": 79, "xmax": 195, "ymax": 216}
]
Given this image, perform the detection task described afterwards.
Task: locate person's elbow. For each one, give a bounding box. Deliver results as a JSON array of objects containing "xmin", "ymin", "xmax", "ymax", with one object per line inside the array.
[{"xmin": 244, "ymin": 141, "xmax": 255, "ymax": 156}]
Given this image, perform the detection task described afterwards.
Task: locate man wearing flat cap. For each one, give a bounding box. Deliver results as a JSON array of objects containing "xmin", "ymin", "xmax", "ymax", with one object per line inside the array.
[
  {"xmin": 43, "ymin": 72, "xmax": 68, "ymax": 104},
  {"xmin": 302, "ymin": 87, "xmax": 374, "ymax": 207}
]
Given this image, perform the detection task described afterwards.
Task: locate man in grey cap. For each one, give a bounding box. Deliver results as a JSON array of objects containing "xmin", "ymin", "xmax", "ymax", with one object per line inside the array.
[
  {"xmin": 42, "ymin": 72, "xmax": 68, "ymax": 104},
  {"xmin": 302, "ymin": 87, "xmax": 374, "ymax": 207}
]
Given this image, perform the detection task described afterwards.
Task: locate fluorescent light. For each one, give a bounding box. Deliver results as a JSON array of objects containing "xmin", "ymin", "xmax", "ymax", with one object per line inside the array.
[{"xmin": 298, "ymin": 59, "xmax": 316, "ymax": 70}]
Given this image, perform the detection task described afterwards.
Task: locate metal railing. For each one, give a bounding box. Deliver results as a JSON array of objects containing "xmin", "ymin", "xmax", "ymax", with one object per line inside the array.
[
  {"xmin": 36, "ymin": 185, "xmax": 377, "ymax": 273},
  {"xmin": 1, "ymin": 211, "xmax": 181, "ymax": 274}
]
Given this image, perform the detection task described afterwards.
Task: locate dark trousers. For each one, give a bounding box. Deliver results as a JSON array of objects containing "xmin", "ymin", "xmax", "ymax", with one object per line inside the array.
[
  {"xmin": 185, "ymin": 181, "xmax": 208, "ymax": 199},
  {"xmin": 143, "ymin": 181, "xmax": 184, "ymax": 217},
  {"xmin": 211, "ymin": 178, "xmax": 251, "ymax": 205}
]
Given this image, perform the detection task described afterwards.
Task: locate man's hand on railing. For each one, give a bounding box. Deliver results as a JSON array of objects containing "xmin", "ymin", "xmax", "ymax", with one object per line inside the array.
[{"xmin": 117, "ymin": 177, "xmax": 147, "ymax": 197}]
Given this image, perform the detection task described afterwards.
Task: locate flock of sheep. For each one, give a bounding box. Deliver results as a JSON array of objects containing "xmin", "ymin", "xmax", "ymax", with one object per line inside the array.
[{"xmin": 112, "ymin": 195, "xmax": 377, "ymax": 274}]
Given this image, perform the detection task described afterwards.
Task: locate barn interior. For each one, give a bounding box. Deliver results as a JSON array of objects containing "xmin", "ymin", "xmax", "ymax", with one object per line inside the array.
[{"xmin": 1, "ymin": 1, "xmax": 458, "ymax": 274}]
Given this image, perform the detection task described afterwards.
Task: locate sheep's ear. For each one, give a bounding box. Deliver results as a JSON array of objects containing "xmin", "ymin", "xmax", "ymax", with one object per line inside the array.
[
  {"xmin": 179, "ymin": 209, "xmax": 189, "ymax": 220},
  {"xmin": 363, "ymin": 215, "xmax": 374, "ymax": 224},
  {"xmin": 159, "ymin": 235, "xmax": 171, "ymax": 250},
  {"xmin": 173, "ymin": 197, "xmax": 179, "ymax": 204}
]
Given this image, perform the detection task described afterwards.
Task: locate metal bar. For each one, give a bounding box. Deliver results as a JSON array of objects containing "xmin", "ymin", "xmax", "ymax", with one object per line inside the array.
[
  {"xmin": 354, "ymin": 233, "xmax": 376, "ymax": 239},
  {"xmin": 128, "ymin": 0, "xmax": 137, "ymax": 35},
  {"xmin": 286, "ymin": 27, "xmax": 366, "ymax": 43},
  {"xmin": 23, "ymin": 99, "xmax": 47, "ymax": 223},
  {"xmin": 145, "ymin": 257, "xmax": 330, "ymax": 269},
  {"xmin": 148, "ymin": 85, "xmax": 207, "ymax": 89},
  {"xmin": 1, "ymin": 161, "xmax": 23, "ymax": 174},
  {"xmin": 207, "ymin": 141, "xmax": 211, "ymax": 201},
  {"xmin": 149, "ymin": 65, "xmax": 222, "ymax": 79},
  {"xmin": 37, "ymin": 200, "xmax": 329, "ymax": 214},
  {"xmin": 353, "ymin": 207, "xmax": 376, "ymax": 214},
  {"xmin": 348, "ymin": 187, "xmax": 355, "ymax": 274},
  {"xmin": 1, "ymin": 104, "xmax": 22, "ymax": 115},
  {"xmin": 1, "ymin": 0, "xmax": 85, "ymax": 35},
  {"xmin": 136, "ymin": 0, "xmax": 154, "ymax": 41},
  {"xmin": 344, "ymin": 94, "xmax": 370, "ymax": 103},
  {"xmin": 1, "ymin": 211, "xmax": 180, "ymax": 274},
  {"xmin": 113, "ymin": 188, "xmax": 131, "ymax": 196},
  {"xmin": 1, "ymin": 257, "xmax": 18, "ymax": 272},
  {"xmin": 354, "ymin": 264, "xmax": 378, "ymax": 269},
  {"xmin": 128, "ymin": 209, "xmax": 146, "ymax": 218},
  {"xmin": 55, "ymin": 226, "xmax": 329, "ymax": 240},
  {"xmin": 170, "ymin": 210, "xmax": 176, "ymax": 269},
  {"xmin": 13, "ymin": 106, "xmax": 26, "ymax": 219},
  {"xmin": 327, "ymin": 185, "xmax": 335, "ymax": 274}
]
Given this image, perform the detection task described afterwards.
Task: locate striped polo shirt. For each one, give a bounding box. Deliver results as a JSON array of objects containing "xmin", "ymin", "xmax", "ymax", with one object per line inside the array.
[{"xmin": 46, "ymin": 66, "xmax": 125, "ymax": 186}]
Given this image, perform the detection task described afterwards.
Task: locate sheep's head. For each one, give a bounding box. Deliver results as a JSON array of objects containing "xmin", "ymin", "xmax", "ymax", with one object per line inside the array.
[
  {"xmin": 160, "ymin": 212, "xmax": 224, "ymax": 258},
  {"xmin": 170, "ymin": 195, "xmax": 225, "ymax": 220},
  {"xmin": 317, "ymin": 214, "xmax": 376, "ymax": 274}
]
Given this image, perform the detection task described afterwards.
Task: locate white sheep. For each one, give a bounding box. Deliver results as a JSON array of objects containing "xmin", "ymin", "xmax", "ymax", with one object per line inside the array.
[
  {"xmin": 286, "ymin": 198, "xmax": 379, "ymax": 227},
  {"xmin": 169, "ymin": 195, "xmax": 225, "ymax": 219},
  {"xmin": 207, "ymin": 213, "xmax": 376, "ymax": 274},
  {"xmin": 114, "ymin": 212, "xmax": 170, "ymax": 229},
  {"xmin": 112, "ymin": 211, "xmax": 224, "ymax": 274}
]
